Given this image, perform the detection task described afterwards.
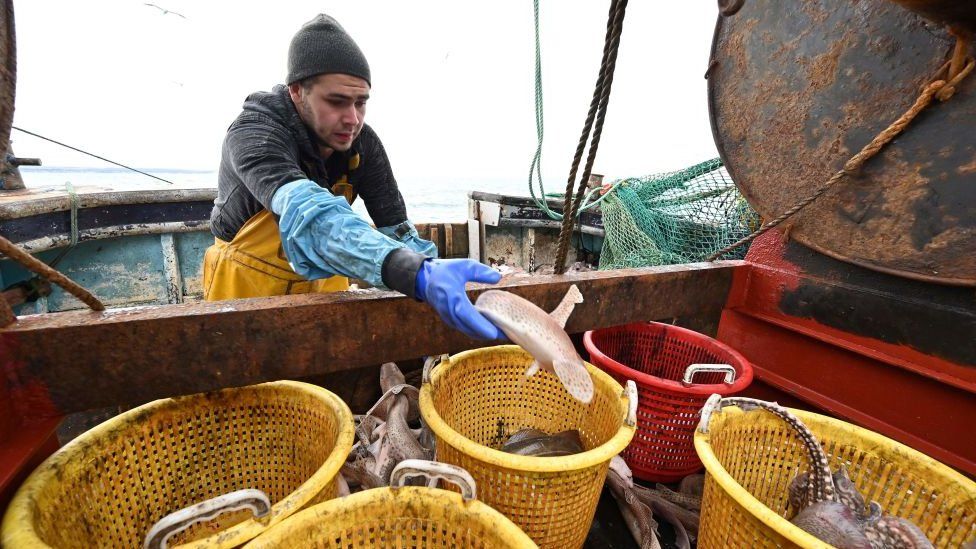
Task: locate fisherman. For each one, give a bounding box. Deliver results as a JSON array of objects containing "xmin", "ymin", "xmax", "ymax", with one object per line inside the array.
[{"xmin": 204, "ymin": 14, "xmax": 502, "ymax": 340}]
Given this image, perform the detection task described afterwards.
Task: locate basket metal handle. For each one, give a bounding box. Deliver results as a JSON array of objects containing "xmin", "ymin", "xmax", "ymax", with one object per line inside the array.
[
  {"xmin": 696, "ymin": 393, "xmax": 724, "ymax": 434},
  {"xmin": 623, "ymin": 379, "xmax": 638, "ymax": 428},
  {"xmin": 390, "ymin": 459, "xmax": 477, "ymax": 501},
  {"xmin": 422, "ymin": 354, "xmax": 449, "ymax": 385},
  {"xmin": 682, "ymin": 364, "xmax": 736, "ymax": 386},
  {"xmin": 143, "ymin": 488, "xmax": 271, "ymax": 549}
]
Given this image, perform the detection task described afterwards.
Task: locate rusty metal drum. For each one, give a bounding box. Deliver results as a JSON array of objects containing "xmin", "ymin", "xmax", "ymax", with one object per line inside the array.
[{"xmin": 708, "ymin": 0, "xmax": 975, "ymax": 285}]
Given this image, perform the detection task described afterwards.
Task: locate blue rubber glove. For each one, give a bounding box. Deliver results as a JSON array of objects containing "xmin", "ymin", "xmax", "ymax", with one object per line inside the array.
[{"xmin": 415, "ymin": 259, "xmax": 504, "ymax": 340}]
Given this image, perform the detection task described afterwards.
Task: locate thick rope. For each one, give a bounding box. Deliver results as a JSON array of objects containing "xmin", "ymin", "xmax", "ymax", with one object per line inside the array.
[
  {"xmin": 947, "ymin": 26, "xmax": 972, "ymax": 84},
  {"xmin": 554, "ymin": 0, "xmax": 628, "ymax": 274},
  {"xmin": 553, "ymin": 0, "xmax": 625, "ymax": 272},
  {"xmin": 938, "ymin": 55, "xmax": 974, "ymax": 101},
  {"xmin": 539, "ymin": 0, "xmax": 617, "ymax": 226},
  {"xmin": 0, "ymin": 234, "xmax": 104, "ymax": 313},
  {"xmin": 564, "ymin": 0, "xmax": 629, "ymax": 256},
  {"xmin": 707, "ymin": 54, "xmax": 974, "ymax": 261}
]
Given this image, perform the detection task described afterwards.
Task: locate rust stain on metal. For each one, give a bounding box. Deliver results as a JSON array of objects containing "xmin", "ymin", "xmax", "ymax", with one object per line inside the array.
[
  {"xmin": 0, "ymin": 294, "xmax": 14, "ymax": 326},
  {"xmin": 808, "ymin": 40, "xmax": 844, "ymax": 91},
  {"xmin": 1, "ymin": 0, "xmax": 15, "ymax": 174},
  {"xmin": 0, "ymin": 263, "xmax": 742, "ymax": 415},
  {"xmin": 959, "ymin": 155, "xmax": 976, "ymax": 175},
  {"xmin": 709, "ymin": 0, "xmax": 975, "ymax": 285}
]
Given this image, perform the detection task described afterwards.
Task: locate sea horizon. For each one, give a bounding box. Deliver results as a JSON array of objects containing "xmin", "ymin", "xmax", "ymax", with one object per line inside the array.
[{"xmin": 17, "ymin": 166, "xmax": 541, "ymax": 223}]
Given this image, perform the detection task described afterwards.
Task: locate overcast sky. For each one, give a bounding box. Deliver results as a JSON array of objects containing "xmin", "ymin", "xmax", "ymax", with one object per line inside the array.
[{"xmin": 11, "ymin": 1, "xmax": 720, "ymax": 183}]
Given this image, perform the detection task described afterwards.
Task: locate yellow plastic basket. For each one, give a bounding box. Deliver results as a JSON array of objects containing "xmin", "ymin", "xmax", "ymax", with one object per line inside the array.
[
  {"xmin": 694, "ymin": 404, "xmax": 976, "ymax": 548},
  {"xmin": 419, "ymin": 345, "xmax": 637, "ymax": 549},
  {"xmin": 245, "ymin": 459, "xmax": 538, "ymax": 548},
  {"xmin": 1, "ymin": 381, "xmax": 354, "ymax": 549}
]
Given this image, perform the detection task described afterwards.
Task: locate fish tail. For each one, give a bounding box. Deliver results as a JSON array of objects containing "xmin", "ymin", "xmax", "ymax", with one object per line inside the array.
[
  {"xmin": 553, "ymin": 358, "xmax": 595, "ymax": 403},
  {"xmin": 567, "ymin": 284, "xmax": 584, "ymax": 304}
]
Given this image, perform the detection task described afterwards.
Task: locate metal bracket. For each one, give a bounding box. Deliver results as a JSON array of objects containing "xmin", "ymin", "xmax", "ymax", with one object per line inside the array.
[
  {"xmin": 624, "ymin": 379, "xmax": 638, "ymax": 427},
  {"xmin": 390, "ymin": 459, "xmax": 477, "ymax": 501},
  {"xmin": 422, "ymin": 354, "xmax": 449, "ymax": 385},
  {"xmin": 682, "ymin": 364, "xmax": 737, "ymax": 386},
  {"xmin": 697, "ymin": 393, "xmax": 724, "ymax": 434},
  {"xmin": 143, "ymin": 488, "xmax": 271, "ymax": 549}
]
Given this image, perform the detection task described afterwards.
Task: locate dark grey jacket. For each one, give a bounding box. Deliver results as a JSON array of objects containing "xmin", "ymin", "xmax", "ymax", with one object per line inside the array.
[
  {"xmin": 210, "ymin": 85, "xmax": 426, "ymax": 297},
  {"xmin": 211, "ymin": 85, "xmax": 408, "ymax": 242}
]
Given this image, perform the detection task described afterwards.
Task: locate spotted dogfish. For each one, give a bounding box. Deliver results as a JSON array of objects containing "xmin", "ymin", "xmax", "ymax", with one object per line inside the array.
[
  {"xmin": 714, "ymin": 396, "xmax": 934, "ymax": 549},
  {"xmin": 475, "ymin": 284, "xmax": 594, "ymax": 403}
]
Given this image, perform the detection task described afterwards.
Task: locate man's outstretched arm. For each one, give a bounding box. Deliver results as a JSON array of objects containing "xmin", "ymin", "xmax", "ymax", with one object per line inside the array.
[{"xmin": 272, "ymin": 180, "xmax": 503, "ymax": 340}]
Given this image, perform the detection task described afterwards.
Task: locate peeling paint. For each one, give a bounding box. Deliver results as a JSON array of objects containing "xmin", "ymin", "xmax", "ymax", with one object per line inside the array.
[{"xmin": 5, "ymin": 231, "xmax": 214, "ymax": 314}]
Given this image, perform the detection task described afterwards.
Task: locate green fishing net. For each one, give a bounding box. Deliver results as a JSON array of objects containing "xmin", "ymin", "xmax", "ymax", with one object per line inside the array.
[{"xmin": 597, "ymin": 158, "xmax": 761, "ymax": 270}]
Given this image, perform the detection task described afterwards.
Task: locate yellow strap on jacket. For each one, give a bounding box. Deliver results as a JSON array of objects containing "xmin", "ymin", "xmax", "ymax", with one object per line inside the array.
[
  {"xmin": 329, "ymin": 152, "xmax": 359, "ymax": 203},
  {"xmin": 203, "ymin": 209, "xmax": 349, "ymax": 301}
]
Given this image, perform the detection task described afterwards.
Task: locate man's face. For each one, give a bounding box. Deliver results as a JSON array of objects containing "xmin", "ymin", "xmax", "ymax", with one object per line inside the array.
[{"xmin": 289, "ymin": 73, "xmax": 369, "ymax": 154}]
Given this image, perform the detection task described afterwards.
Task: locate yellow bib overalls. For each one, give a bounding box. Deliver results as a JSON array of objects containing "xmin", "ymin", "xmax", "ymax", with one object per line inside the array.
[{"xmin": 202, "ymin": 154, "xmax": 360, "ymax": 301}]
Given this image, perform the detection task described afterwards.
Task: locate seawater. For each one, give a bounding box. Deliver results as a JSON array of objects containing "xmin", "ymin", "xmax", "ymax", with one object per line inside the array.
[{"xmin": 18, "ymin": 166, "xmax": 537, "ymax": 223}]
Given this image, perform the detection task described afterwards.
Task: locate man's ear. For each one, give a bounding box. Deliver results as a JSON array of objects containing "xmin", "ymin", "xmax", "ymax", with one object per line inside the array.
[{"xmin": 288, "ymin": 82, "xmax": 304, "ymax": 106}]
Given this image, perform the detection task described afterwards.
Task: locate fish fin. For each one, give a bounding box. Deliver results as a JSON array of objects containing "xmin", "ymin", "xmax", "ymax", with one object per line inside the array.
[
  {"xmin": 553, "ymin": 357, "xmax": 594, "ymax": 403},
  {"xmin": 336, "ymin": 472, "xmax": 351, "ymax": 497},
  {"xmin": 548, "ymin": 284, "xmax": 584, "ymax": 329},
  {"xmin": 609, "ymin": 456, "xmax": 634, "ymax": 488},
  {"xmin": 525, "ymin": 360, "xmax": 541, "ymax": 377}
]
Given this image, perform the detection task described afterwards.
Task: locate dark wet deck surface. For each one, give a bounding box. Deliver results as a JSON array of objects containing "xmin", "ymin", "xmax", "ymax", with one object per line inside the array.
[{"xmin": 586, "ymin": 485, "xmax": 688, "ymax": 549}]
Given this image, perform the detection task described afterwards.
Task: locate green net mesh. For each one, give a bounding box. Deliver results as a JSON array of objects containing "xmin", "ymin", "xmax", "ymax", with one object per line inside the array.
[{"xmin": 598, "ymin": 158, "xmax": 761, "ymax": 270}]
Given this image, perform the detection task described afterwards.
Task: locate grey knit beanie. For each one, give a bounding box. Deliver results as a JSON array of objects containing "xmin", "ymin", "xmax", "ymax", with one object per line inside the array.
[{"xmin": 286, "ymin": 14, "xmax": 371, "ymax": 86}]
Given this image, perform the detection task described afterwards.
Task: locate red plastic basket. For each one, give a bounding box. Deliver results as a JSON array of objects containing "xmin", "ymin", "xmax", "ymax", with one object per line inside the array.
[{"xmin": 583, "ymin": 322, "xmax": 753, "ymax": 482}]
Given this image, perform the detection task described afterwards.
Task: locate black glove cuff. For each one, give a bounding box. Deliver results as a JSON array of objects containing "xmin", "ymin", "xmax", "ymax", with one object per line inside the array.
[{"xmin": 381, "ymin": 247, "xmax": 428, "ymax": 299}]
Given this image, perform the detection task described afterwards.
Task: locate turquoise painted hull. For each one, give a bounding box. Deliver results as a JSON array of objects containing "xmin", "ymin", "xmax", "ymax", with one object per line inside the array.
[
  {"xmin": 1, "ymin": 230, "xmax": 213, "ymax": 314},
  {"xmin": 0, "ymin": 188, "xmax": 603, "ymax": 314}
]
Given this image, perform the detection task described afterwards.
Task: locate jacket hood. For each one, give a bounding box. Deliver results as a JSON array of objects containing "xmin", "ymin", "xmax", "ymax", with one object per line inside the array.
[{"xmin": 241, "ymin": 85, "xmax": 318, "ymax": 158}]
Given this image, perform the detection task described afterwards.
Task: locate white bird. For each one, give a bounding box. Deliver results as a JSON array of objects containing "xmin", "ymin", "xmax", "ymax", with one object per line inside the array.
[{"xmin": 144, "ymin": 3, "xmax": 186, "ymax": 19}]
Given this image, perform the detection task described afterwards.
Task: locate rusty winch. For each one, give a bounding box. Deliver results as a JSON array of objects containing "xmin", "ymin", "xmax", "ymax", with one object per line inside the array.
[{"xmin": 709, "ymin": 0, "xmax": 975, "ymax": 285}]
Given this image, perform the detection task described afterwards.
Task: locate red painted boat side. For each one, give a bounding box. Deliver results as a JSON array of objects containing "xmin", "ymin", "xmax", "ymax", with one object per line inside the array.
[{"xmin": 719, "ymin": 231, "xmax": 976, "ymax": 477}]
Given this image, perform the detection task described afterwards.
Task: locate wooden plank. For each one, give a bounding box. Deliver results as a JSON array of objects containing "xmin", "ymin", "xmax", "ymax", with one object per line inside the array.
[
  {"xmin": 414, "ymin": 223, "xmax": 467, "ymax": 258},
  {"xmin": 0, "ymin": 188, "xmax": 217, "ymax": 218},
  {"xmin": 468, "ymin": 220, "xmax": 480, "ymax": 260},
  {"xmin": 0, "ymin": 262, "xmax": 742, "ymax": 416},
  {"xmin": 429, "ymin": 225, "xmax": 439, "ymax": 255},
  {"xmin": 160, "ymin": 234, "xmax": 184, "ymax": 304},
  {"xmin": 478, "ymin": 202, "xmax": 487, "ymax": 263},
  {"xmin": 444, "ymin": 224, "xmax": 454, "ymax": 257},
  {"xmin": 499, "ymin": 217, "xmax": 604, "ymax": 237},
  {"xmin": 521, "ymin": 228, "xmax": 536, "ymax": 272}
]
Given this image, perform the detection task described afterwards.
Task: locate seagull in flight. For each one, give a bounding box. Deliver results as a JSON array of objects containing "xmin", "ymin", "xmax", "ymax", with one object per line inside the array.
[{"xmin": 144, "ymin": 3, "xmax": 186, "ymax": 19}]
